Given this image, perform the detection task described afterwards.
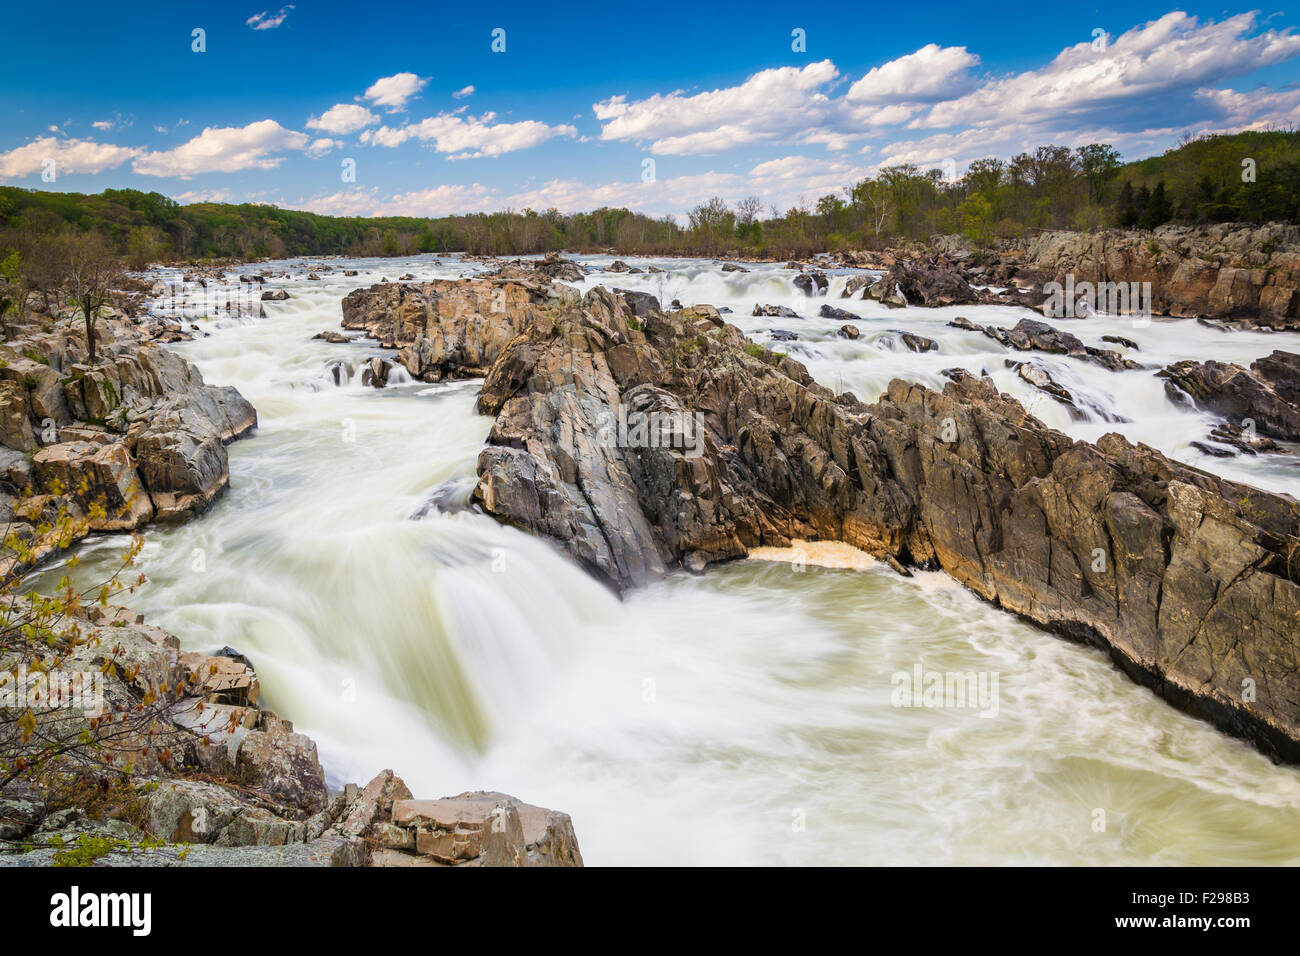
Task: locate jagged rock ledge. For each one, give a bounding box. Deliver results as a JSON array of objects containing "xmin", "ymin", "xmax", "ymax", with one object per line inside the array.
[
  {"xmin": 342, "ymin": 266, "xmax": 1300, "ymax": 764},
  {"xmin": 0, "ymin": 310, "xmax": 258, "ymax": 574},
  {"xmin": 0, "ymin": 608, "xmax": 582, "ymax": 867}
]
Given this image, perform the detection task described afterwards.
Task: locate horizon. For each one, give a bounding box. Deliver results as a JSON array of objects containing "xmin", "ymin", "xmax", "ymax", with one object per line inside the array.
[{"xmin": 2, "ymin": 2, "xmax": 1299, "ymax": 223}]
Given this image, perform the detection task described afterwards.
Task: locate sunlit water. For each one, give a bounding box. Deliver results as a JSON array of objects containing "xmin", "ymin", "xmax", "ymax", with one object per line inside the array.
[{"xmin": 42, "ymin": 253, "xmax": 1300, "ymax": 865}]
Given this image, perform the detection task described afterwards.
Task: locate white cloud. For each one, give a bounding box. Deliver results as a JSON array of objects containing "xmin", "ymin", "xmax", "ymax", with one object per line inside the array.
[
  {"xmin": 920, "ymin": 12, "xmax": 1300, "ymax": 129},
  {"xmin": 92, "ymin": 120, "xmax": 115, "ymax": 131},
  {"xmin": 0, "ymin": 136, "xmax": 143, "ymax": 178},
  {"xmin": 305, "ymin": 137, "xmax": 341, "ymax": 158},
  {"xmin": 594, "ymin": 61, "xmax": 843, "ymax": 155},
  {"xmin": 306, "ymin": 103, "xmax": 379, "ymax": 135},
  {"xmin": 845, "ymin": 44, "xmax": 980, "ymax": 104},
  {"xmin": 364, "ymin": 72, "xmax": 430, "ymax": 112},
  {"xmin": 452, "ymin": 85, "xmax": 475, "ymax": 99},
  {"xmin": 133, "ymin": 119, "xmax": 309, "ymax": 178},
  {"xmin": 288, "ymin": 183, "xmax": 496, "ymax": 217},
  {"xmin": 173, "ymin": 188, "xmax": 234, "ymax": 204},
  {"xmin": 246, "ymin": 5, "xmax": 294, "ymax": 30},
  {"xmin": 361, "ymin": 112, "xmax": 576, "ymax": 158}
]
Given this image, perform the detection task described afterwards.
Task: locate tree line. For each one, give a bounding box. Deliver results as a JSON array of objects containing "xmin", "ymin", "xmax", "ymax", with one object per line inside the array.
[{"xmin": 0, "ymin": 130, "xmax": 1296, "ymax": 271}]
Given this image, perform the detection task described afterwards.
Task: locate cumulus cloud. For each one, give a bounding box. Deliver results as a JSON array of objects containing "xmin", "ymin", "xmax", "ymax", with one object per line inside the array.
[
  {"xmin": 919, "ymin": 12, "xmax": 1300, "ymax": 129},
  {"xmin": 361, "ymin": 112, "xmax": 576, "ymax": 159},
  {"xmin": 305, "ymin": 137, "xmax": 341, "ymax": 158},
  {"xmin": 0, "ymin": 136, "xmax": 143, "ymax": 178},
  {"xmin": 287, "ymin": 183, "xmax": 496, "ymax": 217},
  {"xmin": 306, "ymin": 103, "xmax": 379, "ymax": 135},
  {"xmin": 133, "ymin": 120, "xmax": 309, "ymax": 178},
  {"xmin": 364, "ymin": 72, "xmax": 430, "ymax": 112},
  {"xmin": 845, "ymin": 44, "xmax": 980, "ymax": 104},
  {"xmin": 452, "ymin": 85, "xmax": 475, "ymax": 99},
  {"xmin": 594, "ymin": 60, "xmax": 841, "ymax": 155},
  {"xmin": 246, "ymin": 5, "xmax": 294, "ymax": 30}
]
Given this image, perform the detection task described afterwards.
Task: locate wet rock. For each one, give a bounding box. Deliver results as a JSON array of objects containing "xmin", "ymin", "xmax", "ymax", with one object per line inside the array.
[
  {"xmin": 770, "ymin": 330, "xmax": 799, "ymax": 342},
  {"xmin": 1101, "ymin": 334, "xmax": 1139, "ymax": 350},
  {"xmin": 1158, "ymin": 352, "xmax": 1300, "ymax": 441},
  {"xmin": 793, "ymin": 271, "xmax": 828, "ymax": 296},
  {"xmin": 313, "ymin": 330, "xmax": 351, "ymax": 343},
  {"xmin": 534, "ymin": 254, "xmax": 585, "ymax": 283},
  {"xmin": 838, "ymin": 325, "xmax": 860, "ymax": 340},
  {"xmin": 261, "ymin": 289, "xmax": 290, "ymax": 300},
  {"xmin": 606, "ymin": 260, "xmax": 632, "ymax": 273},
  {"xmin": 899, "ymin": 333, "xmax": 936, "ymax": 353},
  {"xmin": 752, "ymin": 304, "xmax": 799, "ymax": 318},
  {"xmin": 819, "ymin": 304, "xmax": 857, "ymax": 320}
]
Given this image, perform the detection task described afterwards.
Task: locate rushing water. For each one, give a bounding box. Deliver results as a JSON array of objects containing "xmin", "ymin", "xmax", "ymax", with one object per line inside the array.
[{"xmin": 44, "ymin": 253, "xmax": 1300, "ymax": 865}]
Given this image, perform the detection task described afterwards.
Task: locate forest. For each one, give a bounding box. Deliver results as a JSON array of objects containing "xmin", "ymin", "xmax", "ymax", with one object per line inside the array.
[{"xmin": 0, "ymin": 130, "xmax": 1296, "ymax": 269}]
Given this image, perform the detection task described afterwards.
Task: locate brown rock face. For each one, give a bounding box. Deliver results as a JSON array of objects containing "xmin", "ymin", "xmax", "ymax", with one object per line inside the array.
[
  {"xmin": 350, "ymin": 271, "xmax": 1300, "ymax": 762},
  {"xmin": 1158, "ymin": 350, "xmax": 1300, "ymax": 441},
  {"xmin": 995, "ymin": 224, "xmax": 1300, "ymax": 328},
  {"xmin": 340, "ymin": 274, "xmax": 579, "ymax": 381}
]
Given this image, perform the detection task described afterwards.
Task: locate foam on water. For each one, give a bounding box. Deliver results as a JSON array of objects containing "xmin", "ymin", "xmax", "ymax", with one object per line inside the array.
[{"xmin": 41, "ymin": 252, "xmax": 1300, "ymax": 865}]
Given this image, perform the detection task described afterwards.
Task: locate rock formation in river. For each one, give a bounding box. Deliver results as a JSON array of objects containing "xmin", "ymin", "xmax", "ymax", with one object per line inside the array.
[
  {"xmin": 842, "ymin": 224, "xmax": 1300, "ymax": 329},
  {"xmin": 0, "ymin": 309, "xmax": 257, "ymax": 573},
  {"xmin": 344, "ymin": 269, "xmax": 1300, "ymax": 764},
  {"xmin": 0, "ymin": 609, "xmax": 582, "ymax": 867},
  {"xmin": 1158, "ymin": 350, "xmax": 1300, "ymax": 442}
]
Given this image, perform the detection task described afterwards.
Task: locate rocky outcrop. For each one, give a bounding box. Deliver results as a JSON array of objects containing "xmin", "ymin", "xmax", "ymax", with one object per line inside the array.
[
  {"xmin": 1158, "ymin": 350, "xmax": 1300, "ymax": 443},
  {"xmin": 348, "ymin": 273, "xmax": 1300, "ymax": 762},
  {"xmin": 0, "ymin": 610, "xmax": 583, "ymax": 867},
  {"xmin": 910, "ymin": 224, "xmax": 1300, "ymax": 328},
  {"xmin": 0, "ymin": 312, "xmax": 256, "ymax": 567},
  {"xmin": 948, "ymin": 316, "xmax": 1140, "ymax": 371},
  {"xmin": 340, "ymin": 273, "xmax": 578, "ymax": 381}
]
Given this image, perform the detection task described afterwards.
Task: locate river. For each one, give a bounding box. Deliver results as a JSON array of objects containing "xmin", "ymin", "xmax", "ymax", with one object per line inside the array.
[{"xmin": 46, "ymin": 253, "xmax": 1300, "ymax": 865}]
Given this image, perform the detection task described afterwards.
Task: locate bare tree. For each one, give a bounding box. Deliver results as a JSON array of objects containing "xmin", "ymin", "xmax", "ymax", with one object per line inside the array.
[
  {"xmin": 62, "ymin": 233, "xmax": 121, "ymax": 365},
  {"xmin": 736, "ymin": 195, "xmax": 764, "ymax": 226}
]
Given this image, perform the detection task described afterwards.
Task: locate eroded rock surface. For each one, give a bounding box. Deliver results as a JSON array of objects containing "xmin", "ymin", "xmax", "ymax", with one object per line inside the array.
[{"xmin": 347, "ymin": 270, "xmax": 1300, "ymax": 763}]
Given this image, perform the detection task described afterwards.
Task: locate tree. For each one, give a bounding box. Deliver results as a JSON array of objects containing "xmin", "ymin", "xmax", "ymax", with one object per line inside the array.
[
  {"xmin": 62, "ymin": 233, "xmax": 121, "ymax": 366},
  {"xmin": 1139, "ymin": 181, "xmax": 1172, "ymax": 230},
  {"xmin": 1077, "ymin": 144, "xmax": 1122, "ymax": 205}
]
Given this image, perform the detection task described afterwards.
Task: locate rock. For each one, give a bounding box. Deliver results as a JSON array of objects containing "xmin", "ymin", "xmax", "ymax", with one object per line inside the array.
[
  {"xmin": 32, "ymin": 441, "xmax": 154, "ymax": 529},
  {"xmin": 347, "ymin": 277, "xmax": 1300, "ymax": 763},
  {"xmin": 388, "ymin": 793, "xmax": 582, "ymax": 867},
  {"xmin": 770, "ymin": 330, "xmax": 799, "ymax": 342},
  {"xmin": 1005, "ymin": 223, "xmax": 1300, "ymax": 328},
  {"xmin": 752, "ymin": 304, "xmax": 799, "ymax": 318},
  {"xmin": 606, "ymin": 260, "xmax": 632, "ymax": 273},
  {"xmin": 793, "ymin": 271, "xmax": 829, "ymax": 296},
  {"xmin": 1101, "ymin": 334, "xmax": 1139, "ymax": 350},
  {"xmin": 313, "ymin": 330, "xmax": 350, "ymax": 343},
  {"xmin": 867, "ymin": 259, "xmax": 989, "ymax": 307},
  {"xmin": 1158, "ymin": 353, "xmax": 1300, "ymax": 441},
  {"xmin": 819, "ymin": 305, "xmax": 857, "ymax": 320},
  {"xmin": 340, "ymin": 276, "xmax": 575, "ymax": 382},
  {"xmin": 261, "ymin": 289, "xmax": 290, "ymax": 301},
  {"xmin": 899, "ymin": 333, "xmax": 936, "ymax": 353},
  {"xmin": 721, "ymin": 262, "xmax": 749, "ymax": 272},
  {"xmin": 534, "ymin": 254, "xmax": 585, "ymax": 283},
  {"xmin": 1006, "ymin": 359, "xmax": 1081, "ymax": 416},
  {"xmin": 838, "ymin": 325, "xmax": 860, "ymax": 340},
  {"xmin": 236, "ymin": 730, "xmax": 328, "ymax": 813},
  {"xmin": 360, "ymin": 356, "xmax": 394, "ymax": 388},
  {"xmin": 344, "ymin": 270, "xmax": 359, "ymax": 277}
]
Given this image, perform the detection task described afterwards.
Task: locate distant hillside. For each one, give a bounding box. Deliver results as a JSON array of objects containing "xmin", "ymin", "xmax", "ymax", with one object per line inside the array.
[{"xmin": 1, "ymin": 130, "xmax": 1297, "ymax": 264}]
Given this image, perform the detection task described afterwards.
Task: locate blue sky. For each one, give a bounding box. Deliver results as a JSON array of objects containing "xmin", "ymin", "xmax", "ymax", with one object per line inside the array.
[{"xmin": 1, "ymin": 1, "xmax": 1298, "ymax": 219}]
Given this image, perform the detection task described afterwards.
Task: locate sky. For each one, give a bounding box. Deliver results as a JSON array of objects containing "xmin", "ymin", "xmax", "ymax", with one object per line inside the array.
[{"xmin": 1, "ymin": 0, "xmax": 1298, "ymax": 220}]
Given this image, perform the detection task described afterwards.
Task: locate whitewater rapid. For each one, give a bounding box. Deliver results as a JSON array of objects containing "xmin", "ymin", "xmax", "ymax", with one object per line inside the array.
[{"xmin": 46, "ymin": 253, "xmax": 1300, "ymax": 865}]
